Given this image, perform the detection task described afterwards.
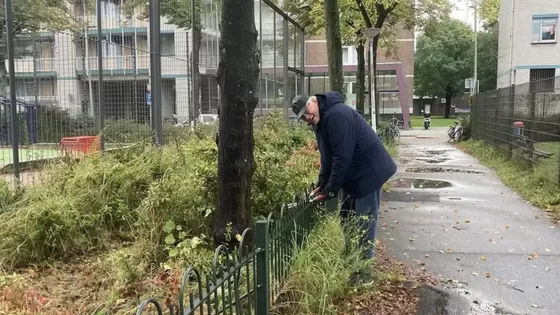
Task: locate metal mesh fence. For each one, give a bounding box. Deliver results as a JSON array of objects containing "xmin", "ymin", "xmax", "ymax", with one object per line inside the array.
[
  {"xmin": 471, "ymin": 76, "xmax": 560, "ymax": 183},
  {"xmin": 1, "ymin": 0, "xmax": 304, "ymax": 186}
]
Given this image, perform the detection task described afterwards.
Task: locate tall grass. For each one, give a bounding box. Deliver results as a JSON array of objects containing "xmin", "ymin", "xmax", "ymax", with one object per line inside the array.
[{"xmin": 271, "ymin": 215, "xmax": 370, "ymax": 315}]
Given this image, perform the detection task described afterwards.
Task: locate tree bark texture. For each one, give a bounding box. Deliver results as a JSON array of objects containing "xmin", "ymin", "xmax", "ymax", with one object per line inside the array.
[
  {"xmin": 356, "ymin": 43, "xmax": 366, "ymax": 116},
  {"xmin": 324, "ymin": 0, "xmax": 344, "ymax": 95},
  {"xmin": 191, "ymin": 25, "xmax": 202, "ymax": 121},
  {"xmin": 444, "ymin": 92, "xmax": 452, "ymax": 118},
  {"xmin": 214, "ymin": 0, "xmax": 259, "ymax": 246}
]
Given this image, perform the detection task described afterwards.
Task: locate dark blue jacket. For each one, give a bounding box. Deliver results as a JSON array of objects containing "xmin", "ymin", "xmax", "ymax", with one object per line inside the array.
[{"xmin": 313, "ymin": 91, "xmax": 397, "ymax": 197}]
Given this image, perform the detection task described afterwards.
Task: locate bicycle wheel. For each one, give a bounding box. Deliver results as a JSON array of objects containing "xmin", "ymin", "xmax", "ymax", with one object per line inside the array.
[
  {"xmin": 447, "ymin": 127, "xmax": 455, "ymax": 142},
  {"xmin": 455, "ymin": 127, "xmax": 463, "ymax": 141}
]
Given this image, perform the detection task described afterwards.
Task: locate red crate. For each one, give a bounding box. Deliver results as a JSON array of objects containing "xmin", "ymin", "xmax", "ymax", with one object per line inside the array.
[{"xmin": 60, "ymin": 136, "xmax": 100, "ymax": 158}]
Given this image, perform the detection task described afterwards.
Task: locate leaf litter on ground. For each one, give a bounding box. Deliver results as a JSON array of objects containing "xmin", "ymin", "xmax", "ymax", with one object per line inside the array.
[{"xmin": 336, "ymin": 242, "xmax": 439, "ymax": 315}]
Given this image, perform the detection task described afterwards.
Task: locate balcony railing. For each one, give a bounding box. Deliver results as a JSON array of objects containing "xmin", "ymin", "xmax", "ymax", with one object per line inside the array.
[
  {"xmin": 83, "ymin": 15, "xmax": 148, "ymax": 29},
  {"xmin": 78, "ymin": 55, "xmax": 150, "ymax": 72},
  {"xmin": 83, "ymin": 15, "xmax": 176, "ymax": 30},
  {"xmin": 5, "ymin": 58, "xmax": 56, "ymax": 73},
  {"xmin": 16, "ymin": 95, "xmax": 57, "ymax": 103}
]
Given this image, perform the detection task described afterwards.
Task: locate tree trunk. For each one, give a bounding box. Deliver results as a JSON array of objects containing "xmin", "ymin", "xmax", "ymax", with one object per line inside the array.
[
  {"xmin": 191, "ymin": 25, "xmax": 202, "ymax": 121},
  {"xmin": 356, "ymin": 43, "xmax": 366, "ymax": 116},
  {"xmin": 214, "ymin": 0, "xmax": 259, "ymax": 246},
  {"xmin": 444, "ymin": 93, "xmax": 452, "ymax": 118},
  {"xmin": 324, "ymin": 0, "xmax": 344, "ymax": 96}
]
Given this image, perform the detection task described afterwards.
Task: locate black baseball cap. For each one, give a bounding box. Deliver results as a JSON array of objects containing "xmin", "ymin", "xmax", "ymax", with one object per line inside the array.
[{"xmin": 292, "ymin": 94, "xmax": 309, "ymax": 120}]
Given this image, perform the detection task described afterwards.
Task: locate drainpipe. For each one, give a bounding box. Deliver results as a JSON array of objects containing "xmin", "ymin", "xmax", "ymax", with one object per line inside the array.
[{"xmin": 508, "ymin": 0, "xmax": 516, "ymax": 86}]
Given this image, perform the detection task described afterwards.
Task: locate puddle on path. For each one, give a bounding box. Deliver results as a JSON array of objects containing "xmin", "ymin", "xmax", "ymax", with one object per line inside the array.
[
  {"xmin": 405, "ymin": 167, "xmax": 484, "ymax": 174},
  {"xmin": 390, "ymin": 178, "xmax": 453, "ymax": 189},
  {"xmin": 425, "ymin": 150, "xmax": 451, "ymax": 155},
  {"xmin": 416, "ymin": 157, "xmax": 452, "ymax": 164}
]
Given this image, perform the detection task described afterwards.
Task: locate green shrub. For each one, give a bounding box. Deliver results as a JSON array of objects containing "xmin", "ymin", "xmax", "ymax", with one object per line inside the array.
[{"xmin": 0, "ymin": 113, "xmax": 318, "ymax": 269}]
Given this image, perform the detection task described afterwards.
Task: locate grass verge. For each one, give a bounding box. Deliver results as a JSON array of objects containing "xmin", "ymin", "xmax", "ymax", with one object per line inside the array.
[
  {"xmin": 457, "ymin": 140, "xmax": 560, "ymax": 222},
  {"xmin": 410, "ymin": 116, "xmax": 457, "ymax": 128}
]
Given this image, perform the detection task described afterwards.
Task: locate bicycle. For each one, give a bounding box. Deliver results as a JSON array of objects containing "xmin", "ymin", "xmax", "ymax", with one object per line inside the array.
[
  {"xmin": 390, "ymin": 115, "xmax": 404, "ymax": 130},
  {"xmin": 447, "ymin": 119, "xmax": 464, "ymax": 142}
]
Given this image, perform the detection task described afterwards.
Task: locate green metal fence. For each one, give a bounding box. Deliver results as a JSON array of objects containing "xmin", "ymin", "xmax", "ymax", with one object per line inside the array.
[{"xmin": 135, "ymin": 184, "xmax": 319, "ymax": 315}]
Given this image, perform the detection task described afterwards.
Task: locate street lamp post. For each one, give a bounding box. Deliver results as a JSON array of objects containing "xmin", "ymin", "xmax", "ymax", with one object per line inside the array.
[{"xmin": 361, "ymin": 27, "xmax": 381, "ymax": 131}]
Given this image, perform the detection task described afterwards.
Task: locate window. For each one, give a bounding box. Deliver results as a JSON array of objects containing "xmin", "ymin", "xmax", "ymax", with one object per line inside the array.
[
  {"xmin": 529, "ymin": 68, "xmax": 555, "ymax": 91},
  {"xmin": 532, "ymin": 14, "xmax": 557, "ymax": 43},
  {"xmin": 341, "ymin": 47, "xmax": 358, "ymax": 65},
  {"xmin": 161, "ymin": 33, "xmax": 175, "ymax": 56},
  {"xmin": 101, "ymin": 0, "xmax": 121, "ymax": 18},
  {"xmin": 342, "ymin": 48, "xmax": 349, "ymax": 64}
]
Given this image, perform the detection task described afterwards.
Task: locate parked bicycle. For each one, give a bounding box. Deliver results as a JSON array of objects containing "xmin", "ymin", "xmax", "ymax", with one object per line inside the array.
[
  {"xmin": 391, "ymin": 115, "xmax": 404, "ymax": 130},
  {"xmin": 447, "ymin": 119, "xmax": 464, "ymax": 142}
]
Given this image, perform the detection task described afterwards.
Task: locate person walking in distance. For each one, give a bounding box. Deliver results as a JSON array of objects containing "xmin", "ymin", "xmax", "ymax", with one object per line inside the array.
[{"xmin": 291, "ymin": 92, "xmax": 397, "ymax": 284}]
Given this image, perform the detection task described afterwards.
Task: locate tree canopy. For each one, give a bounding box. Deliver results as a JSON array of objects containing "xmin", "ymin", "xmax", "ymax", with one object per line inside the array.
[
  {"xmin": 478, "ymin": 0, "xmax": 500, "ymax": 29},
  {"xmin": 285, "ymin": 0, "xmax": 450, "ymax": 49},
  {"xmin": 414, "ymin": 18, "xmax": 473, "ymax": 117}
]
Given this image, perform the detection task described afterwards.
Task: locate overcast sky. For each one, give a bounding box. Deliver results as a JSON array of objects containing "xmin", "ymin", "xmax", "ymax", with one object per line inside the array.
[{"xmin": 450, "ymin": 0, "xmax": 479, "ymax": 30}]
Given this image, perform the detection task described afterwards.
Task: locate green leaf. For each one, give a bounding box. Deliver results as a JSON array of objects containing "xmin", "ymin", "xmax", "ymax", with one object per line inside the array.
[
  {"xmin": 169, "ymin": 248, "xmax": 179, "ymax": 257},
  {"xmin": 176, "ymin": 225, "xmax": 182, "ymax": 231},
  {"xmin": 165, "ymin": 234, "xmax": 176, "ymax": 245},
  {"xmin": 163, "ymin": 220, "xmax": 176, "ymax": 233},
  {"xmin": 178, "ymin": 231, "xmax": 187, "ymax": 240},
  {"xmin": 191, "ymin": 236, "xmax": 202, "ymax": 248}
]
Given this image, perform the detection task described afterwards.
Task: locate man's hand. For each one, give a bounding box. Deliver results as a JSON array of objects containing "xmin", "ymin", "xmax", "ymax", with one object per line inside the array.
[
  {"xmin": 311, "ymin": 176, "xmax": 326, "ymax": 193},
  {"xmin": 309, "ymin": 185, "xmax": 337, "ymax": 203}
]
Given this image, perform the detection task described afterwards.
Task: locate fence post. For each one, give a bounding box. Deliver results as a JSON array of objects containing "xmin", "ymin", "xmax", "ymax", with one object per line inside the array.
[
  {"xmin": 507, "ymin": 84, "xmax": 515, "ymax": 159},
  {"xmin": 255, "ymin": 220, "xmax": 270, "ymax": 315},
  {"xmin": 5, "ymin": 0, "xmax": 20, "ymax": 183},
  {"xmin": 324, "ymin": 195, "xmax": 339, "ymax": 213}
]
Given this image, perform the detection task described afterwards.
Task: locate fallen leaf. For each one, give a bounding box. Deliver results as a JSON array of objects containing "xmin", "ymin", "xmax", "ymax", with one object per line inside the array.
[
  {"xmin": 446, "ymin": 248, "xmax": 452, "ymax": 253},
  {"xmin": 485, "ymin": 272, "xmax": 491, "ymax": 278},
  {"xmin": 529, "ymin": 253, "xmax": 539, "ymax": 260},
  {"xmin": 481, "ymin": 256, "xmax": 487, "ymax": 261},
  {"xmin": 465, "ymin": 219, "xmax": 471, "ymax": 223},
  {"xmin": 425, "ymin": 254, "xmax": 430, "ymax": 258},
  {"xmin": 531, "ymin": 304, "xmax": 539, "ymax": 308},
  {"xmin": 545, "ymin": 248, "xmax": 552, "ymax": 252},
  {"xmin": 505, "ymin": 225, "xmax": 510, "ymax": 229},
  {"xmin": 472, "ymin": 271, "xmax": 479, "ymax": 276}
]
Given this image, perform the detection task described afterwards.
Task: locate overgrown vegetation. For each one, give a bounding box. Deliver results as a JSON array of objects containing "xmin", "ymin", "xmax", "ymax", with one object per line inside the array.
[
  {"xmin": 0, "ymin": 112, "xmax": 319, "ymax": 314},
  {"xmin": 271, "ymin": 214, "xmax": 370, "ymax": 315},
  {"xmin": 458, "ymin": 140, "xmax": 560, "ymax": 221}
]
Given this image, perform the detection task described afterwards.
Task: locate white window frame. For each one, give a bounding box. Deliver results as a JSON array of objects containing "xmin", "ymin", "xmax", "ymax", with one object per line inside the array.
[
  {"xmin": 342, "ymin": 46, "xmax": 358, "ymax": 65},
  {"xmin": 532, "ymin": 14, "xmax": 558, "ymax": 44}
]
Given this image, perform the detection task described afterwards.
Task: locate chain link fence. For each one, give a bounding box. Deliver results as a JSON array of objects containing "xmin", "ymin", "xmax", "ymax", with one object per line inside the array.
[
  {"xmin": 471, "ymin": 76, "xmax": 560, "ymax": 183},
  {"xmin": 1, "ymin": 0, "xmax": 304, "ymax": 186}
]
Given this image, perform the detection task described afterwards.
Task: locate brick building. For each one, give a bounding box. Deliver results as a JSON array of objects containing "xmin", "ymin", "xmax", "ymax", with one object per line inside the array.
[{"xmin": 303, "ymin": 26, "xmax": 414, "ymax": 118}]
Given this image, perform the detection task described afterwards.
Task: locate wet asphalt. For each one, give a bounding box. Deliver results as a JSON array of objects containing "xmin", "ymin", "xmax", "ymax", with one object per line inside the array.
[{"xmin": 379, "ymin": 127, "xmax": 560, "ymax": 315}]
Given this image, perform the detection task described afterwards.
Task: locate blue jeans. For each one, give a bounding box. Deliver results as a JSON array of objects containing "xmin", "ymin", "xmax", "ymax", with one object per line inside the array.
[{"xmin": 340, "ymin": 189, "xmax": 382, "ymax": 259}]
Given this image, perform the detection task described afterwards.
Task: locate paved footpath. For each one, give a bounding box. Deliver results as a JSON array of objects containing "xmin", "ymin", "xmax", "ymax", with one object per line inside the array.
[{"xmin": 379, "ymin": 127, "xmax": 560, "ymax": 315}]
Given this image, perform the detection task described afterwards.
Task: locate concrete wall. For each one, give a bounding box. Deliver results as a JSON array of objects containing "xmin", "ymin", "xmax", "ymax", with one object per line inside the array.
[{"xmin": 498, "ymin": 0, "xmax": 560, "ymax": 88}]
